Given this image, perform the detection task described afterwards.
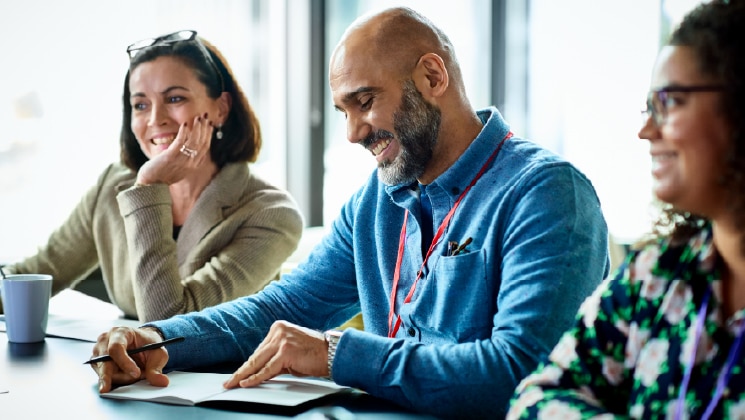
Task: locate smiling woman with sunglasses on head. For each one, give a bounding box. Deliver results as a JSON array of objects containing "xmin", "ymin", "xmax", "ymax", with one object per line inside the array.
[
  {"xmin": 508, "ymin": 1, "xmax": 745, "ymax": 418},
  {"xmin": 0, "ymin": 30, "xmax": 303, "ymax": 322}
]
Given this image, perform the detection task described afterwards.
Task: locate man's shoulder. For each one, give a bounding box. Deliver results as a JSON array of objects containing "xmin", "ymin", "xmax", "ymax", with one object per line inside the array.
[
  {"xmin": 496, "ymin": 137, "xmax": 575, "ymax": 176},
  {"xmin": 480, "ymin": 138, "xmax": 602, "ymax": 206},
  {"xmin": 474, "ymin": 107, "xmax": 570, "ymax": 169}
]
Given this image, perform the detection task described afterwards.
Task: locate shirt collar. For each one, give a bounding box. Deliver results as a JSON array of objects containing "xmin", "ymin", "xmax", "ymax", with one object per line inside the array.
[{"xmin": 385, "ymin": 106, "xmax": 511, "ymax": 201}]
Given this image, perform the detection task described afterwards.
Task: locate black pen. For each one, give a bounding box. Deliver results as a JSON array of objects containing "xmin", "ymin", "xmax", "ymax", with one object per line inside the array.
[{"xmin": 83, "ymin": 336, "xmax": 185, "ymax": 365}]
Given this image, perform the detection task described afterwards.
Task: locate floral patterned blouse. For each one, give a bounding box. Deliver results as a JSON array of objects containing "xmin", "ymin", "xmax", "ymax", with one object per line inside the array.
[{"xmin": 507, "ymin": 223, "xmax": 745, "ymax": 419}]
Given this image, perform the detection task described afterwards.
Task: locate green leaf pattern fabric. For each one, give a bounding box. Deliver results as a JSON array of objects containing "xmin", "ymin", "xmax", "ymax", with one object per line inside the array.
[{"xmin": 507, "ymin": 223, "xmax": 745, "ymax": 419}]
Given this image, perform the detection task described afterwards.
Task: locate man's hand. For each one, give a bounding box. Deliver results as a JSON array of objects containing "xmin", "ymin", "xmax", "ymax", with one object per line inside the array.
[
  {"xmin": 90, "ymin": 326, "xmax": 170, "ymax": 393},
  {"xmin": 223, "ymin": 321, "xmax": 328, "ymax": 389}
]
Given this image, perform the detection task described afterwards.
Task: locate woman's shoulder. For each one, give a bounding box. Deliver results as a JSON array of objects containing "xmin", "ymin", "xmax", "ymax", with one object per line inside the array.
[
  {"xmin": 214, "ymin": 163, "xmax": 301, "ymax": 212},
  {"xmin": 633, "ymin": 225, "xmax": 713, "ymax": 269},
  {"xmin": 621, "ymin": 225, "xmax": 715, "ymax": 296},
  {"xmin": 94, "ymin": 162, "xmax": 137, "ymax": 187},
  {"xmin": 220, "ymin": 163, "xmax": 292, "ymax": 196}
]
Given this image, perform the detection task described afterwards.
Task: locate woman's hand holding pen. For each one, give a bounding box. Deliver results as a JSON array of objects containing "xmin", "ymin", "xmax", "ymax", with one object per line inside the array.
[
  {"xmin": 223, "ymin": 320, "xmax": 328, "ymax": 390},
  {"xmin": 136, "ymin": 112, "xmax": 215, "ymax": 186},
  {"xmin": 90, "ymin": 326, "xmax": 170, "ymax": 393}
]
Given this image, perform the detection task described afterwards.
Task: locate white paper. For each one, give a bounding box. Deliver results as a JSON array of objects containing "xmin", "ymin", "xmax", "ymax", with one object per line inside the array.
[
  {"xmin": 48, "ymin": 289, "xmax": 125, "ymax": 319},
  {"xmin": 44, "ymin": 316, "xmax": 141, "ymax": 342},
  {"xmin": 102, "ymin": 372, "xmax": 350, "ymax": 407}
]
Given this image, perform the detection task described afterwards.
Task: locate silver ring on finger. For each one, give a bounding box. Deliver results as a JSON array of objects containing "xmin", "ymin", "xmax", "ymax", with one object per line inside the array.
[{"xmin": 180, "ymin": 144, "xmax": 197, "ymax": 158}]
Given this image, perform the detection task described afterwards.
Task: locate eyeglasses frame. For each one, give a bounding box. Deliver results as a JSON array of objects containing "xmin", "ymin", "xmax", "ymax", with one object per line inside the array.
[{"xmin": 642, "ymin": 85, "xmax": 725, "ymax": 126}]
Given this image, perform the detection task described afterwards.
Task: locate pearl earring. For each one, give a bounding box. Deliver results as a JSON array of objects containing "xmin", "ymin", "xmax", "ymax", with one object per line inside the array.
[{"xmin": 216, "ymin": 125, "xmax": 223, "ymax": 140}]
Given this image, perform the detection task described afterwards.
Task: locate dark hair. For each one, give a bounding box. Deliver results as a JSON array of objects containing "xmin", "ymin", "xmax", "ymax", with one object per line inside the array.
[
  {"xmin": 120, "ymin": 35, "xmax": 262, "ymax": 170},
  {"xmin": 641, "ymin": 0, "xmax": 745, "ymax": 254}
]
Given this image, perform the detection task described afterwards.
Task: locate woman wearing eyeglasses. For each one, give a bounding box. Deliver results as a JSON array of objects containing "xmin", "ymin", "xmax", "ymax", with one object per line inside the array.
[
  {"xmin": 0, "ymin": 31, "xmax": 303, "ymax": 322},
  {"xmin": 508, "ymin": 1, "xmax": 745, "ymax": 418}
]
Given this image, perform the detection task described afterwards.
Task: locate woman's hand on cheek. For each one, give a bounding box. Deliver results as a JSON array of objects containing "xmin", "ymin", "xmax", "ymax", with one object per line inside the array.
[{"xmin": 136, "ymin": 113, "xmax": 214, "ymax": 186}]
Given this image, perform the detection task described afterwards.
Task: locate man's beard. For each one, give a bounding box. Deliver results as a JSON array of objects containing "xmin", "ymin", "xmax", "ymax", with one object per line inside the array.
[{"xmin": 363, "ymin": 80, "xmax": 441, "ymax": 185}]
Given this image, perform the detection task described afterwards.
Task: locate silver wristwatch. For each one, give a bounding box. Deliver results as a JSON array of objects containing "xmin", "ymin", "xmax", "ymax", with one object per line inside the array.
[{"xmin": 324, "ymin": 330, "xmax": 343, "ymax": 379}]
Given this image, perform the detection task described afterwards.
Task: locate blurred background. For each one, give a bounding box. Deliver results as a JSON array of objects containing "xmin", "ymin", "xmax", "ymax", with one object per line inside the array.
[{"xmin": 0, "ymin": 0, "xmax": 704, "ymax": 262}]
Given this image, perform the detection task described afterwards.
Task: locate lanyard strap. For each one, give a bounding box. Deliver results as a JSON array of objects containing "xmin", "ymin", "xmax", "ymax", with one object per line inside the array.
[
  {"xmin": 387, "ymin": 131, "xmax": 512, "ymax": 338},
  {"xmin": 676, "ymin": 288, "xmax": 745, "ymax": 419}
]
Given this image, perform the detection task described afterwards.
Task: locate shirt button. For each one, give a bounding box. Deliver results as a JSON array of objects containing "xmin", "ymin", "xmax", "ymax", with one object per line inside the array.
[{"xmin": 407, "ymin": 327, "xmax": 416, "ymax": 337}]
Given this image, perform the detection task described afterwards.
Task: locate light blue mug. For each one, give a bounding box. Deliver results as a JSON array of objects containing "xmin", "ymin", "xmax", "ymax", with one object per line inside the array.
[{"xmin": 1, "ymin": 274, "xmax": 53, "ymax": 343}]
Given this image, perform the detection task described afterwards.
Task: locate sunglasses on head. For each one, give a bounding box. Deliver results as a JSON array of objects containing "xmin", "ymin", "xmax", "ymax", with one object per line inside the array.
[
  {"xmin": 126, "ymin": 29, "xmax": 198, "ymax": 59},
  {"xmin": 126, "ymin": 30, "xmax": 225, "ymax": 92}
]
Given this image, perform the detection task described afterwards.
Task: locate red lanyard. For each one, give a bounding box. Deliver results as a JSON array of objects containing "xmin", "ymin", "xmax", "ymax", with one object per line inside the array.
[{"xmin": 387, "ymin": 131, "xmax": 513, "ymax": 338}]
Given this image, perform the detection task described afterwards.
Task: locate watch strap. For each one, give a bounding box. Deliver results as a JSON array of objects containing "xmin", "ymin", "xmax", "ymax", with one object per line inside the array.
[{"xmin": 324, "ymin": 330, "xmax": 343, "ymax": 379}]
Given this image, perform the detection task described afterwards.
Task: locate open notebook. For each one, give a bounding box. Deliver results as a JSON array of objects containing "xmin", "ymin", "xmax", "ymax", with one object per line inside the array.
[{"xmin": 102, "ymin": 371, "xmax": 352, "ymax": 407}]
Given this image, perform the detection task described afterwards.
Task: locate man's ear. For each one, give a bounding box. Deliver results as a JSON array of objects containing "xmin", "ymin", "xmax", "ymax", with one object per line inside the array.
[
  {"xmin": 217, "ymin": 92, "xmax": 232, "ymax": 124},
  {"xmin": 412, "ymin": 53, "xmax": 449, "ymax": 98}
]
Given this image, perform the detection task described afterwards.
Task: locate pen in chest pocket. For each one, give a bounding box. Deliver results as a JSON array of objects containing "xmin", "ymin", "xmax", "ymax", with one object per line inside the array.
[{"xmin": 447, "ymin": 237, "xmax": 473, "ymax": 256}]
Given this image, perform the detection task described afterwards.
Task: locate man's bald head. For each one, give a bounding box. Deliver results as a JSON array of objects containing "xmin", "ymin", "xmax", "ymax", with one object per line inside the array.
[{"xmin": 331, "ymin": 7, "xmax": 463, "ymax": 86}]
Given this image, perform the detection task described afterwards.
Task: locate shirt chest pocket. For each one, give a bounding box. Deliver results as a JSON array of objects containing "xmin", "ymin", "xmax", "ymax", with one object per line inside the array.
[{"xmin": 407, "ymin": 248, "xmax": 494, "ymax": 342}]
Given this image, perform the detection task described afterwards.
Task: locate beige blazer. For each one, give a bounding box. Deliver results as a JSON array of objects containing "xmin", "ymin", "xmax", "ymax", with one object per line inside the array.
[{"xmin": 4, "ymin": 162, "xmax": 303, "ymax": 321}]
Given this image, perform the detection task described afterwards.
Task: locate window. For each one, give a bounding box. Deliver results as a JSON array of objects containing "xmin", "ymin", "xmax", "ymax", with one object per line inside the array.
[
  {"xmin": 0, "ymin": 0, "xmax": 708, "ymax": 264},
  {"xmin": 526, "ymin": 0, "xmax": 705, "ymax": 244}
]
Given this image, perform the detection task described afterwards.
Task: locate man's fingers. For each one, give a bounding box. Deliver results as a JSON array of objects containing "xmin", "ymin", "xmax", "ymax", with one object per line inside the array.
[
  {"xmin": 238, "ymin": 354, "xmax": 285, "ymax": 388},
  {"xmin": 143, "ymin": 368, "xmax": 170, "ymax": 388},
  {"xmin": 97, "ymin": 370, "xmax": 112, "ymax": 393},
  {"xmin": 106, "ymin": 337, "xmax": 142, "ymax": 378},
  {"xmin": 223, "ymin": 334, "xmax": 277, "ymax": 389},
  {"xmin": 224, "ymin": 355, "xmax": 264, "ymax": 389},
  {"xmin": 92, "ymin": 327, "xmax": 168, "ymax": 393},
  {"xmin": 140, "ymin": 347, "xmax": 170, "ymax": 387},
  {"xmin": 94, "ymin": 346, "xmax": 140, "ymax": 394},
  {"xmin": 223, "ymin": 321, "xmax": 327, "ymax": 390},
  {"xmin": 98, "ymin": 369, "xmax": 141, "ymax": 393}
]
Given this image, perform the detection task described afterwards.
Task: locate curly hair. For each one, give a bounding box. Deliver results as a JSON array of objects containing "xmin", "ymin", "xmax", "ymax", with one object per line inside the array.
[
  {"xmin": 638, "ymin": 0, "xmax": 745, "ymax": 254},
  {"xmin": 119, "ymin": 34, "xmax": 262, "ymax": 171}
]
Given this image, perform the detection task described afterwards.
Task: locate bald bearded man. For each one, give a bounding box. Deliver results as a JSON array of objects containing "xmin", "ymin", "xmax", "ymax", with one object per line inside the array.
[{"xmin": 91, "ymin": 7, "xmax": 610, "ymax": 418}]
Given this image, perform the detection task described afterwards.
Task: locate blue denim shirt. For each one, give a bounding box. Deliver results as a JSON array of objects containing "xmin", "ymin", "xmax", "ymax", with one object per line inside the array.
[{"xmin": 150, "ymin": 107, "xmax": 610, "ymax": 418}]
